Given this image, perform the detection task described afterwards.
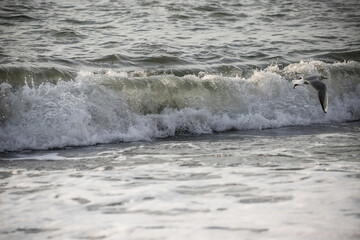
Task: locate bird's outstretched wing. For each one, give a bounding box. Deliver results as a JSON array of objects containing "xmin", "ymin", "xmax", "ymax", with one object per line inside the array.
[
  {"xmin": 309, "ymin": 80, "xmax": 328, "ymax": 113},
  {"xmin": 303, "ymin": 75, "xmax": 319, "ymax": 81}
]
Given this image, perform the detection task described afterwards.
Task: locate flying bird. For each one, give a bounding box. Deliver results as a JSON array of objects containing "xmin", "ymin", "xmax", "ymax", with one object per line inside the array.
[{"xmin": 292, "ymin": 75, "xmax": 328, "ymax": 113}]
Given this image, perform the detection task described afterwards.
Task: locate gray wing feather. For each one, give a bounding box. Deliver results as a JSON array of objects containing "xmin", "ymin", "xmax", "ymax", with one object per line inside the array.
[
  {"xmin": 303, "ymin": 75, "xmax": 319, "ymax": 81},
  {"xmin": 309, "ymin": 80, "xmax": 328, "ymax": 113}
]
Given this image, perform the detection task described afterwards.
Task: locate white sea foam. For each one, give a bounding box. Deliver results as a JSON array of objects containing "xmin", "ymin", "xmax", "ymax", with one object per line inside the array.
[{"xmin": 1, "ymin": 61, "xmax": 359, "ymax": 152}]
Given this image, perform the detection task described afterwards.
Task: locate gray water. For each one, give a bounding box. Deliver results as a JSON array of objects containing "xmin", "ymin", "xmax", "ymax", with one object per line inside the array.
[
  {"xmin": 1, "ymin": 0, "xmax": 360, "ymax": 239},
  {"xmin": 1, "ymin": 0, "xmax": 360, "ymax": 80},
  {"xmin": 1, "ymin": 122, "xmax": 360, "ymax": 240}
]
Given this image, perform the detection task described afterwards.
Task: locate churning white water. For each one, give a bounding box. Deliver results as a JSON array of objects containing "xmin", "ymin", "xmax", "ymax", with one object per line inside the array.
[{"xmin": 1, "ymin": 61, "xmax": 359, "ymax": 151}]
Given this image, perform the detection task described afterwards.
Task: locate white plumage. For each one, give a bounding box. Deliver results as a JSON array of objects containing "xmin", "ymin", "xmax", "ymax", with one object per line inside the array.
[{"xmin": 292, "ymin": 75, "xmax": 328, "ymax": 113}]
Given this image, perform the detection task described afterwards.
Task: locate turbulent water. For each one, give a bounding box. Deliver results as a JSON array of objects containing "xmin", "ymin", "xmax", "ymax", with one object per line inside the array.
[
  {"xmin": 1, "ymin": 61, "xmax": 360, "ymax": 151},
  {"xmin": 1, "ymin": 0, "xmax": 360, "ymax": 239}
]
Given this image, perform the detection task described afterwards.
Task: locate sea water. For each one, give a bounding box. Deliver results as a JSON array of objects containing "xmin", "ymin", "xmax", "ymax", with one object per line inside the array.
[{"xmin": 0, "ymin": 0, "xmax": 360, "ymax": 239}]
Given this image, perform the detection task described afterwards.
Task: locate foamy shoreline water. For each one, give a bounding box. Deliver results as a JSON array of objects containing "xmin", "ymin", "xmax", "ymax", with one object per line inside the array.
[{"xmin": 1, "ymin": 122, "xmax": 359, "ymax": 240}]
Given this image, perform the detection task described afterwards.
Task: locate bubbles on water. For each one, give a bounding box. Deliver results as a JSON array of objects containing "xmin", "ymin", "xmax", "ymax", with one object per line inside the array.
[{"xmin": 0, "ymin": 61, "xmax": 359, "ymax": 152}]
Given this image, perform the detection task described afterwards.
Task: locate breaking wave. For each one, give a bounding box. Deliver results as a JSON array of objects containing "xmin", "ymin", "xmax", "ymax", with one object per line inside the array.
[{"xmin": 1, "ymin": 60, "xmax": 359, "ymax": 151}]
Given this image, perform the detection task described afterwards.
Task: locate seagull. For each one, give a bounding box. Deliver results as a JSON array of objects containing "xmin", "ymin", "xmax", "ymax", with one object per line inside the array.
[{"xmin": 292, "ymin": 75, "xmax": 328, "ymax": 113}]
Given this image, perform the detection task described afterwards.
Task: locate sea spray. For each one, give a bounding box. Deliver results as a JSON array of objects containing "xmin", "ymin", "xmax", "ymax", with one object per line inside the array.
[{"xmin": 1, "ymin": 61, "xmax": 359, "ymax": 152}]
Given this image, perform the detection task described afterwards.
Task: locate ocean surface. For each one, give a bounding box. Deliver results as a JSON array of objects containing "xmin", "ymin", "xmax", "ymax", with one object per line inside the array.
[{"xmin": 1, "ymin": 0, "xmax": 360, "ymax": 239}]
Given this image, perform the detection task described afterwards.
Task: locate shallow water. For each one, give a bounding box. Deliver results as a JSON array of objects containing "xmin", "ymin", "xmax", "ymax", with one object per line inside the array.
[{"xmin": 1, "ymin": 122, "xmax": 360, "ymax": 239}]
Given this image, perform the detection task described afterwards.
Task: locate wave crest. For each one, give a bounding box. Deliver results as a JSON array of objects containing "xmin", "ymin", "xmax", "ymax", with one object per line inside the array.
[{"xmin": 1, "ymin": 60, "xmax": 359, "ymax": 151}]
